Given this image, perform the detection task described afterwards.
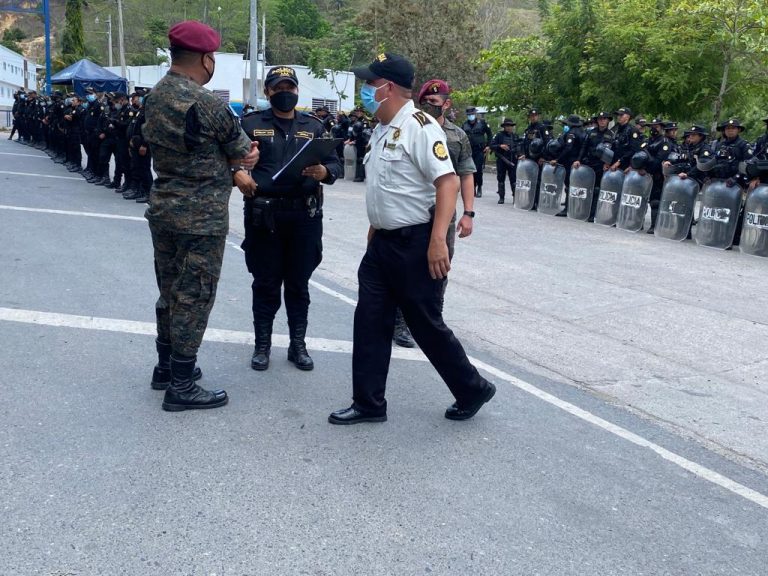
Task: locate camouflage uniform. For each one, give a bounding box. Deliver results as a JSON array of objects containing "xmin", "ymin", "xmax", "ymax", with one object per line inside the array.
[
  {"xmin": 440, "ymin": 118, "xmax": 475, "ymax": 260},
  {"xmin": 143, "ymin": 70, "xmax": 251, "ymax": 357}
]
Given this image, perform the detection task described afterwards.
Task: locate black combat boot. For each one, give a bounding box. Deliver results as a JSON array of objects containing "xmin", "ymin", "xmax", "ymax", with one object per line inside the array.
[
  {"xmin": 117, "ymin": 180, "xmax": 131, "ymax": 193},
  {"xmin": 95, "ymin": 176, "xmax": 112, "ymax": 186},
  {"xmin": 106, "ymin": 177, "xmax": 121, "ymax": 189},
  {"xmin": 86, "ymin": 173, "xmax": 101, "ymax": 183},
  {"xmin": 250, "ymin": 321, "xmax": 272, "ymax": 371},
  {"xmin": 151, "ymin": 339, "xmax": 202, "ymax": 390},
  {"xmin": 476, "ymin": 185, "xmax": 483, "ymax": 198},
  {"xmin": 647, "ymin": 205, "xmax": 659, "ymax": 234},
  {"xmin": 393, "ymin": 308, "xmax": 416, "ymax": 348},
  {"xmin": 123, "ymin": 185, "xmax": 142, "ymax": 200},
  {"xmin": 162, "ymin": 353, "xmax": 227, "ymax": 412},
  {"xmin": 287, "ymin": 320, "xmax": 314, "ymax": 371}
]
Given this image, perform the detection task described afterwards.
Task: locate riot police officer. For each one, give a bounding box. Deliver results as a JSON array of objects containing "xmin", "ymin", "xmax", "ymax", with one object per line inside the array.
[
  {"xmin": 754, "ymin": 116, "xmax": 768, "ymax": 157},
  {"xmin": 550, "ymin": 114, "xmax": 587, "ymax": 217},
  {"xmin": 462, "ymin": 106, "xmax": 492, "ymax": 197},
  {"xmin": 575, "ymin": 111, "xmax": 615, "ymax": 221},
  {"xmin": 490, "ymin": 118, "xmax": 519, "ymax": 204},
  {"xmin": 241, "ymin": 66, "xmax": 343, "ymax": 372},
  {"xmin": 646, "ymin": 121, "xmax": 680, "ymax": 233},
  {"xmin": 710, "ymin": 118, "xmax": 751, "ymax": 184},
  {"xmin": 610, "ymin": 107, "xmax": 645, "ymax": 171}
]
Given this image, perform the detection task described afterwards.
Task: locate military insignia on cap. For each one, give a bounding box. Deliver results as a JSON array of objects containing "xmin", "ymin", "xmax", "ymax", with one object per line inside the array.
[
  {"xmin": 729, "ymin": 120, "xmax": 734, "ymax": 125},
  {"xmin": 376, "ymin": 53, "xmax": 387, "ymax": 62},
  {"xmin": 273, "ymin": 67, "xmax": 294, "ymax": 77},
  {"xmin": 430, "ymin": 82, "xmax": 440, "ymax": 93},
  {"xmin": 433, "ymin": 142, "xmax": 449, "ymax": 161},
  {"xmin": 392, "ymin": 128, "xmax": 401, "ymax": 141}
]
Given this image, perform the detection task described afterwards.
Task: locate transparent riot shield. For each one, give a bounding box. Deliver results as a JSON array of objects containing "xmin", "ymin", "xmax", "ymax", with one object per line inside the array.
[
  {"xmin": 694, "ymin": 179, "xmax": 743, "ymax": 250},
  {"xmin": 739, "ymin": 184, "xmax": 768, "ymax": 257},
  {"xmin": 654, "ymin": 175, "xmax": 699, "ymax": 241},
  {"xmin": 593, "ymin": 169, "xmax": 625, "ymax": 227},
  {"xmin": 567, "ymin": 165, "xmax": 596, "ymax": 221},
  {"xmin": 538, "ymin": 163, "xmax": 566, "ymax": 215},
  {"xmin": 617, "ymin": 169, "xmax": 653, "ymax": 232},
  {"xmin": 514, "ymin": 159, "xmax": 539, "ymax": 211}
]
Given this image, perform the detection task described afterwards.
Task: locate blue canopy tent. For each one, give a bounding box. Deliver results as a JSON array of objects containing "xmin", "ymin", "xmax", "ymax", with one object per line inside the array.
[{"xmin": 50, "ymin": 59, "xmax": 127, "ymax": 96}]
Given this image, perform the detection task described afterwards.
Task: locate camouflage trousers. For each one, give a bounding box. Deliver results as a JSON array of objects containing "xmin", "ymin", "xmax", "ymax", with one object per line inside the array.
[{"xmin": 150, "ymin": 223, "xmax": 226, "ymax": 357}]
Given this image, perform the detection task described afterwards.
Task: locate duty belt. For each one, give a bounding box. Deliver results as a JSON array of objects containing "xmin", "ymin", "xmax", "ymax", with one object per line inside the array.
[{"xmin": 254, "ymin": 194, "xmax": 322, "ymax": 211}]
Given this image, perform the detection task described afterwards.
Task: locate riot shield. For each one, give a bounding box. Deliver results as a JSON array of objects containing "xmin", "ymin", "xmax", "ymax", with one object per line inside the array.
[
  {"xmin": 593, "ymin": 170, "xmax": 625, "ymax": 227},
  {"xmin": 739, "ymin": 184, "xmax": 768, "ymax": 257},
  {"xmin": 654, "ymin": 175, "xmax": 699, "ymax": 242},
  {"xmin": 538, "ymin": 163, "xmax": 566, "ymax": 215},
  {"xmin": 693, "ymin": 179, "xmax": 743, "ymax": 250},
  {"xmin": 567, "ymin": 165, "xmax": 596, "ymax": 221},
  {"xmin": 514, "ymin": 159, "xmax": 539, "ymax": 211},
  {"xmin": 617, "ymin": 169, "xmax": 653, "ymax": 232}
]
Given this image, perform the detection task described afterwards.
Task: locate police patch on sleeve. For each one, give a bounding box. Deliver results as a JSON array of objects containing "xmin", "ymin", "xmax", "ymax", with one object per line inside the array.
[{"xmin": 433, "ymin": 141, "xmax": 449, "ymax": 161}]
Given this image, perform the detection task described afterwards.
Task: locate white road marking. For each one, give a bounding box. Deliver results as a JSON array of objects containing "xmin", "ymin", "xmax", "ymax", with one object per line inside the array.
[
  {"xmin": 4, "ymin": 203, "xmax": 768, "ymax": 510},
  {"xmin": 0, "ymin": 204, "xmax": 145, "ymax": 221},
  {"xmin": 0, "ymin": 152, "xmax": 49, "ymax": 158},
  {"xmin": 0, "ymin": 170, "xmax": 82, "ymax": 181}
]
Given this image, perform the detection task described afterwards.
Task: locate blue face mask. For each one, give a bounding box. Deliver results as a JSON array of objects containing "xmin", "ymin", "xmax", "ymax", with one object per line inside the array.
[
  {"xmin": 86, "ymin": 94, "xmax": 96, "ymax": 103},
  {"xmin": 467, "ymin": 114, "xmax": 476, "ymax": 122},
  {"xmin": 139, "ymin": 97, "xmax": 145, "ymax": 105},
  {"xmin": 65, "ymin": 98, "xmax": 72, "ymax": 106},
  {"xmin": 360, "ymin": 82, "xmax": 388, "ymax": 116},
  {"xmin": 562, "ymin": 125, "xmax": 571, "ymax": 133}
]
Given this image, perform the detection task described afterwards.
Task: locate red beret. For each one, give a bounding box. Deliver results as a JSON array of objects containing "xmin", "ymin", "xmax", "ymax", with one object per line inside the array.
[
  {"xmin": 417, "ymin": 79, "xmax": 451, "ymax": 103},
  {"xmin": 168, "ymin": 20, "xmax": 221, "ymax": 53}
]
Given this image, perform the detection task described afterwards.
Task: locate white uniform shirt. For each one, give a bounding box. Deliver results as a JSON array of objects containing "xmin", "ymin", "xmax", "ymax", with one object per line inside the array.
[{"xmin": 363, "ymin": 100, "xmax": 455, "ymax": 230}]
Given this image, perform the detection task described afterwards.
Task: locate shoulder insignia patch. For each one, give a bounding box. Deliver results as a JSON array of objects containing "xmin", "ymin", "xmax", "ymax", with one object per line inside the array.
[
  {"xmin": 433, "ymin": 141, "xmax": 449, "ymax": 161},
  {"xmin": 412, "ymin": 111, "xmax": 431, "ymax": 127}
]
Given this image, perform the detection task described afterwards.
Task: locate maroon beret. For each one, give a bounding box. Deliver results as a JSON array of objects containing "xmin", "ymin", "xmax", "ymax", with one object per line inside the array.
[
  {"xmin": 417, "ymin": 79, "xmax": 451, "ymax": 103},
  {"xmin": 168, "ymin": 20, "xmax": 221, "ymax": 53}
]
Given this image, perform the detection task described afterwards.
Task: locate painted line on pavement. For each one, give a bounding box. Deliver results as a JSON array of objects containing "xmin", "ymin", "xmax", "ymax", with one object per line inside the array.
[
  {"xmin": 0, "ymin": 152, "xmax": 49, "ymax": 158},
  {"xmin": 0, "ymin": 204, "xmax": 145, "ymax": 221},
  {"xmin": 0, "ymin": 170, "xmax": 82, "ymax": 181},
  {"xmin": 5, "ymin": 206, "xmax": 768, "ymax": 510}
]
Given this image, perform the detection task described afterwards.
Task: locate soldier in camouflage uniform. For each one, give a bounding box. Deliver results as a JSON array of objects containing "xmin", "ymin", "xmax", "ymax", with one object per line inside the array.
[
  {"xmin": 142, "ymin": 20, "xmax": 259, "ymax": 412},
  {"xmin": 387, "ymin": 79, "xmax": 477, "ymax": 349}
]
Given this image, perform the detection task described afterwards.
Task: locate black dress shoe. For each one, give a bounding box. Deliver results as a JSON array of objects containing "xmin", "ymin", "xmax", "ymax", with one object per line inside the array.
[
  {"xmin": 444, "ymin": 382, "xmax": 496, "ymax": 421},
  {"xmin": 328, "ymin": 406, "xmax": 387, "ymax": 425},
  {"xmin": 555, "ymin": 209, "xmax": 568, "ymax": 217},
  {"xmin": 497, "ymin": 198, "xmax": 505, "ymax": 204}
]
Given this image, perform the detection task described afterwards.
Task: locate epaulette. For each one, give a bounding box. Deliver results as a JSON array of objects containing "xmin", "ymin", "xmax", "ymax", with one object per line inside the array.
[
  {"xmin": 242, "ymin": 109, "xmax": 261, "ymax": 118},
  {"xmin": 302, "ymin": 111, "xmax": 324, "ymax": 124},
  {"xmin": 412, "ymin": 111, "xmax": 432, "ymax": 127}
]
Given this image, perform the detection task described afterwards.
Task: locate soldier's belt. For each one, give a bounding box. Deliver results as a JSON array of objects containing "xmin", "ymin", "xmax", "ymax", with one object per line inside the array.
[{"xmin": 253, "ymin": 194, "xmax": 322, "ymax": 211}]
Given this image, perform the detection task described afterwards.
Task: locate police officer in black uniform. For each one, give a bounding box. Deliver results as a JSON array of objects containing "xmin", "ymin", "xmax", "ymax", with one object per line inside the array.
[
  {"xmin": 62, "ymin": 94, "xmax": 84, "ymax": 172},
  {"xmin": 610, "ymin": 107, "xmax": 646, "ymax": 171},
  {"xmin": 82, "ymin": 88, "xmax": 102, "ymax": 181},
  {"xmin": 348, "ymin": 109, "xmax": 370, "ymax": 182},
  {"xmin": 241, "ymin": 66, "xmax": 343, "ymax": 372},
  {"xmin": 646, "ymin": 121, "xmax": 680, "ymax": 233},
  {"xmin": 462, "ymin": 106, "xmax": 492, "ymax": 197},
  {"xmin": 551, "ymin": 114, "xmax": 587, "ymax": 217},
  {"xmin": 489, "ymin": 118, "xmax": 519, "ymax": 204},
  {"xmin": 753, "ymin": 116, "xmax": 768, "ymax": 157},
  {"xmin": 575, "ymin": 111, "xmax": 615, "ymax": 221},
  {"xmin": 125, "ymin": 89, "xmax": 153, "ymax": 202}
]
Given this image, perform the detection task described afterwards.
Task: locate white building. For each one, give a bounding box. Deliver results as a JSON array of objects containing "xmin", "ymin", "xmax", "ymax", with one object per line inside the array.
[
  {"xmin": 106, "ymin": 53, "xmax": 355, "ymax": 114},
  {"xmin": 0, "ymin": 44, "xmax": 38, "ymax": 126}
]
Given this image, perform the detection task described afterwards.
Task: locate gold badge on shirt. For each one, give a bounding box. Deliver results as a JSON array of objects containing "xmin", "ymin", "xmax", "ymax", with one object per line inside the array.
[
  {"xmin": 392, "ymin": 128, "xmax": 401, "ymax": 141},
  {"xmin": 433, "ymin": 142, "xmax": 449, "ymax": 161}
]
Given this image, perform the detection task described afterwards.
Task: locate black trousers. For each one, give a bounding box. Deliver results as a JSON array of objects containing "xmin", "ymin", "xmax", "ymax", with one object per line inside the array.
[
  {"xmin": 352, "ymin": 223, "xmax": 488, "ymax": 415},
  {"xmin": 115, "ymin": 136, "xmax": 130, "ymax": 183},
  {"xmin": 472, "ymin": 148, "xmax": 486, "ymax": 188},
  {"xmin": 98, "ymin": 137, "xmax": 116, "ymax": 178},
  {"xmin": 243, "ymin": 208, "xmax": 323, "ymax": 328},
  {"xmin": 130, "ymin": 148, "xmax": 153, "ymax": 191},
  {"xmin": 66, "ymin": 132, "xmax": 82, "ymax": 166},
  {"xmin": 496, "ymin": 159, "xmax": 515, "ymax": 196}
]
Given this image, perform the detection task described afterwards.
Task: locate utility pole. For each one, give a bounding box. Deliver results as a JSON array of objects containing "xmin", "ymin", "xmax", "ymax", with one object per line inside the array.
[
  {"xmin": 117, "ymin": 0, "xmax": 127, "ymax": 79},
  {"xmin": 107, "ymin": 14, "xmax": 113, "ymax": 68},
  {"xmin": 249, "ymin": 0, "xmax": 258, "ymax": 105},
  {"xmin": 261, "ymin": 13, "xmax": 266, "ymax": 90}
]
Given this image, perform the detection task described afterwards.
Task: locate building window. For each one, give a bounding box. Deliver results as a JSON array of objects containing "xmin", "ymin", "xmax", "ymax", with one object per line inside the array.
[{"xmin": 311, "ymin": 98, "xmax": 338, "ymax": 114}]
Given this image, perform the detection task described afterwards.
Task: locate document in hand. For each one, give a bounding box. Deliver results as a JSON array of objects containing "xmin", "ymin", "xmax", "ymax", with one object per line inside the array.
[{"xmin": 272, "ymin": 138, "xmax": 343, "ymax": 183}]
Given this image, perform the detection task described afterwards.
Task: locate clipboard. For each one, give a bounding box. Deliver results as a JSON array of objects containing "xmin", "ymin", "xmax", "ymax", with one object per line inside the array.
[{"xmin": 272, "ymin": 138, "xmax": 342, "ymax": 183}]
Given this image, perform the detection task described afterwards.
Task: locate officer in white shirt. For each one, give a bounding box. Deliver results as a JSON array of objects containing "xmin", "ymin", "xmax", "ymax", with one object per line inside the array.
[{"xmin": 328, "ymin": 53, "xmax": 496, "ymax": 425}]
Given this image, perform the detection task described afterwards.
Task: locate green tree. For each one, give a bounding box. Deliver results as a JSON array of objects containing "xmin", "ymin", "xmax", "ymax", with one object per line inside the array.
[
  {"xmin": 276, "ymin": 0, "xmax": 330, "ymax": 39},
  {"xmin": 358, "ymin": 0, "xmax": 483, "ymax": 92},
  {"xmin": 0, "ymin": 28, "xmax": 27, "ymax": 55},
  {"xmin": 62, "ymin": 0, "xmax": 86, "ymax": 65},
  {"xmin": 307, "ymin": 25, "xmax": 370, "ymax": 106}
]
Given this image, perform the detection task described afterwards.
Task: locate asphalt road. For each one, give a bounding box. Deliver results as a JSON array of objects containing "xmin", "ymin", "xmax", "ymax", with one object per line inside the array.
[{"xmin": 1, "ymin": 136, "xmax": 767, "ymax": 576}]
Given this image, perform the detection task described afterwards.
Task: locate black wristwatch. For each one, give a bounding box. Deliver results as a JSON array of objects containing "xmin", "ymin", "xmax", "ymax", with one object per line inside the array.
[
  {"xmin": 230, "ymin": 165, "xmax": 246, "ymax": 175},
  {"xmin": 463, "ymin": 210, "xmax": 475, "ymax": 218}
]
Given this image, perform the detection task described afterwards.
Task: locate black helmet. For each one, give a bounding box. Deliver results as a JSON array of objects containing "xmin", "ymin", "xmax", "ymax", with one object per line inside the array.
[
  {"xmin": 546, "ymin": 139, "xmax": 563, "ymax": 157},
  {"xmin": 742, "ymin": 157, "xmax": 768, "ymax": 179},
  {"xmin": 529, "ymin": 138, "xmax": 544, "ymax": 158},
  {"xmin": 696, "ymin": 148, "xmax": 717, "ymax": 172},
  {"xmin": 630, "ymin": 150, "xmax": 649, "ymax": 170},
  {"xmin": 593, "ymin": 142, "xmax": 614, "ymax": 164}
]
